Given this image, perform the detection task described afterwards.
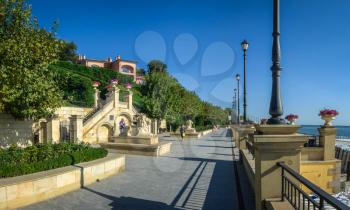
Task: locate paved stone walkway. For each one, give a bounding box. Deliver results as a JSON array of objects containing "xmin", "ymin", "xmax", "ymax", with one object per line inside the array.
[{"xmin": 22, "ymin": 128, "xmax": 254, "ymax": 210}]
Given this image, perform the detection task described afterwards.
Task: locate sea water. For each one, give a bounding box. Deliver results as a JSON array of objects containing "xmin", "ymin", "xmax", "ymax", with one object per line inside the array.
[{"xmin": 300, "ymin": 125, "xmax": 350, "ymax": 139}]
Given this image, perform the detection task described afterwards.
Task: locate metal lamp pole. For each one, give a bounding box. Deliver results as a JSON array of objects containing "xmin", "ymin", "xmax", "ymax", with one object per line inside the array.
[
  {"xmin": 234, "ymin": 88, "xmax": 237, "ymax": 124},
  {"xmin": 241, "ymin": 40, "xmax": 249, "ymax": 123},
  {"xmin": 236, "ymin": 74, "xmax": 240, "ymax": 125},
  {"xmin": 268, "ymin": 0, "xmax": 284, "ymax": 125}
]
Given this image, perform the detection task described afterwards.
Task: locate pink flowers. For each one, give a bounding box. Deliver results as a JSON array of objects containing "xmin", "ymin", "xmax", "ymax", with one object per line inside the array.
[
  {"xmin": 110, "ymin": 79, "xmax": 118, "ymax": 85},
  {"xmin": 125, "ymin": 83, "xmax": 132, "ymax": 89},
  {"xmin": 105, "ymin": 85, "xmax": 112, "ymax": 90},
  {"xmin": 92, "ymin": 81, "xmax": 100, "ymax": 87},
  {"xmin": 319, "ymin": 109, "xmax": 339, "ymax": 117},
  {"xmin": 285, "ymin": 114, "xmax": 298, "ymax": 121}
]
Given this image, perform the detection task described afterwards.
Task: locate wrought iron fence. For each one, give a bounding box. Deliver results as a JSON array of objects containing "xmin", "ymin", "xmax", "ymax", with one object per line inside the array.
[
  {"xmin": 277, "ymin": 162, "xmax": 348, "ymax": 210},
  {"xmin": 303, "ymin": 135, "xmax": 321, "ymax": 147}
]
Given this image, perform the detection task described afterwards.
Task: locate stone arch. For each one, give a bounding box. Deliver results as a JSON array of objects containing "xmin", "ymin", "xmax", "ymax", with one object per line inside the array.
[{"xmin": 97, "ymin": 123, "xmax": 113, "ymax": 143}]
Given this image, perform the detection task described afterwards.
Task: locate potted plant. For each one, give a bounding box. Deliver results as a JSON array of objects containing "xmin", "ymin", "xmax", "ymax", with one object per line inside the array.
[
  {"xmin": 92, "ymin": 81, "xmax": 100, "ymax": 88},
  {"xmin": 125, "ymin": 83, "xmax": 132, "ymax": 90},
  {"xmin": 110, "ymin": 79, "xmax": 118, "ymax": 85},
  {"xmin": 285, "ymin": 114, "xmax": 298, "ymax": 125},
  {"xmin": 319, "ymin": 109, "xmax": 339, "ymax": 126}
]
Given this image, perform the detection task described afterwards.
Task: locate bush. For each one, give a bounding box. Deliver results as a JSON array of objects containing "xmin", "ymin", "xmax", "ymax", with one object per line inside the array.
[{"xmin": 0, "ymin": 143, "xmax": 108, "ymax": 178}]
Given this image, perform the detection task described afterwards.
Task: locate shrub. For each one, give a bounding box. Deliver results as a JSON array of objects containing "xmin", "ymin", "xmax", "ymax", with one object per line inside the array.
[{"xmin": 0, "ymin": 143, "xmax": 108, "ymax": 178}]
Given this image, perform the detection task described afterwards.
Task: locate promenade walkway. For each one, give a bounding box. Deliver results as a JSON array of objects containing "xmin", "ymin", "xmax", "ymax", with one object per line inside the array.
[{"xmin": 22, "ymin": 128, "xmax": 254, "ymax": 210}]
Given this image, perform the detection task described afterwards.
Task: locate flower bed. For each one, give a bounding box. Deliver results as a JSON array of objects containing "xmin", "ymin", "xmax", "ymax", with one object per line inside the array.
[{"xmin": 0, "ymin": 143, "xmax": 108, "ymax": 178}]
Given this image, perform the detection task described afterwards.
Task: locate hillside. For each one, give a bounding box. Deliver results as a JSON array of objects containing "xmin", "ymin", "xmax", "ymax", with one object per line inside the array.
[{"xmin": 50, "ymin": 61, "xmax": 143, "ymax": 108}]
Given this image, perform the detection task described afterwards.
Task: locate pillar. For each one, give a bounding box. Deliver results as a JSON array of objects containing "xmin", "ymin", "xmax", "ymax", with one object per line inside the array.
[
  {"xmin": 94, "ymin": 87, "xmax": 100, "ymax": 108},
  {"xmin": 151, "ymin": 119, "xmax": 158, "ymax": 135},
  {"xmin": 253, "ymin": 125, "xmax": 307, "ymax": 210},
  {"xmin": 237, "ymin": 125, "xmax": 255, "ymax": 150},
  {"xmin": 46, "ymin": 116, "xmax": 60, "ymax": 143},
  {"xmin": 70, "ymin": 115, "xmax": 83, "ymax": 143},
  {"xmin": 128, "ymin": 90, "xmax": 133, "ymax": 110},
  {"xmin": 113, "ymin": 86, "xmax": 120, "ymax": 108},
  {"xmin": 318, "ymin": 126, "xmax": 336, "ymax": 161}
]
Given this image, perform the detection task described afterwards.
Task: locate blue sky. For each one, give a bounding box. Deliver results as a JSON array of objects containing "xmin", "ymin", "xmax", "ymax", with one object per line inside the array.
[{"xmin": 29, "ymin": 0, "xmax": 350, "ymax": 125}]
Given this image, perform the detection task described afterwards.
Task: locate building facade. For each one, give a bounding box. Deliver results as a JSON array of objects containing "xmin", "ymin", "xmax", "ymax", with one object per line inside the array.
[{"xmin": 77, "ymin": 55, "xmax": 143, "ymax": 84}]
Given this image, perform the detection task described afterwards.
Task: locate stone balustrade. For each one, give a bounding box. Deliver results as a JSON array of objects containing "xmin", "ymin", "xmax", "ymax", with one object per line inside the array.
[{"xmin": 232, "ymin": 123, "xmax": 341, "ymax": 210}]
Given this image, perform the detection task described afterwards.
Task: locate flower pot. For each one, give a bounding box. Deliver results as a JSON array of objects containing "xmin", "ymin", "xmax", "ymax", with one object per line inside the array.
[
  {"xmin": 288, "ymin": 119, "xmax": 296, "ymax": 125},
  {"xmin": 321, "ymin": 115, "xmax": 335, "ymax": 126}
]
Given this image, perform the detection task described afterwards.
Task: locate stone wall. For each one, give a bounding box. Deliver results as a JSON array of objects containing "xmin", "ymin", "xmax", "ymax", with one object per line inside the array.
[
  {"xmin": 0, "ymin": 154, "xmax": 125, "ymax": 209},
  {"xmin": 0, "ymin": 114, "xmax": 33, "ymax": 147}
]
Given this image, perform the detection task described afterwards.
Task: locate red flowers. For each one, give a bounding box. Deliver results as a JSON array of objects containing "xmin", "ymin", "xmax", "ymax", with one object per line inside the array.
[
  {"xmin": 319, "ymin": 109, "xmax": 339, "ymax": 117},
  {"xmin": 285, "ymin": 114, "xmax": 298, "ymax": 121}
]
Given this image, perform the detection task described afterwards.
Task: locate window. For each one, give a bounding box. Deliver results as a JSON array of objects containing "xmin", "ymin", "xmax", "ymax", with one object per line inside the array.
[{"xmin": 121, "ymin": 65, "xmax": 134, "ymax": 73}]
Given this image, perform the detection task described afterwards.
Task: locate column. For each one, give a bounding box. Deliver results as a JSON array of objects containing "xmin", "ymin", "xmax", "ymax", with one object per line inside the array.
[
  {"xmin": 237, "ymin": 125, "xmax": 255, "ymax": 150},
  {"xmin": 253, "ymin": 125, "xmax": 307, "ymax": 210},
  {"xmin": 318, "ymin": 126, "xmax": 336, "ymax": 161},
  {"xmin": 113, "ymin": 86, "xmax": 120, "ymax": 108},
  {"xmin": 128, "ymin": 90, "xmax": 133, "ymax": 110},
  {"xmin": 94, "ymin": 87, "xmax": 100, "ymax": 108},
  {"xmin": 70, "ymin": 115, "xmax": 83, "ymax": 143},
  {"xmin": 46, "ymin": 116, "xmax": 60, "ymax": 143}
]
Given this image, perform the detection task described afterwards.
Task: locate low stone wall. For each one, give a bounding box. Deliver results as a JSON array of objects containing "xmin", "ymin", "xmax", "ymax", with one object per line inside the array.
[
  {"xmin": 300, "ymin": 160, "xmax": 341, "ymax": 193},
  {"xmin": 240, "ymin": 149, "xmax": 255, "ymax": 190},
  {"xmin": 102, "ymin": 142, "xmax": 172, "ymax": 156},
  {"xmin": 0, "ymin": 113, "xmax": 33, "ymax": 148},
  {"xmin": 301, "ymin": 147, "xmax": 324, "ymax": 161},
  {"xmin": 112, "ymin": 135, "xmax": 158, "ymax": 145},
  {"xmin": 0, "ymin": 154, "xmax": 125, "ymax": 209}
]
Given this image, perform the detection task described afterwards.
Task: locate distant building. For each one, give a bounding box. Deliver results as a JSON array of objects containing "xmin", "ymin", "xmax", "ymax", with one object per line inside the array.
[{"xmin": 77, "ymin": 55, "xmax": 144, "ymax": 84}]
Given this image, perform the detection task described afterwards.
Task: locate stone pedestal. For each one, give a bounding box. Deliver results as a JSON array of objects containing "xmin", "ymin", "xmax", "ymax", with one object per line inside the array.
[
  {"xmin": 70, "ymin": 115, "xmax": 83, "ymax": 143},
  {"xmin": 318, "ymin": 126, "xmax": 336, "ymax": 161},
  {"xmin": 237, "ymin": 125, "xmax": 255, "ymax": 150},
  {"xmin": 46, "ymin": 116, "xmax": 60, "ymax": 143},
  {"xmin": 253, "ymin": 126, "xmax": 307, "ymax": 210}
]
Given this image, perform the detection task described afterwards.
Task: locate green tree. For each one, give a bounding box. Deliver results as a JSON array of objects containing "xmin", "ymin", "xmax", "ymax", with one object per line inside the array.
[
  {"xmin": 0, "ymin": 0, "xmax": 64, "ymax": 119},
  {"xmin": 59, "ymin": 41, "xmax": 78, "ymax": 62},
  {"xmin": 147, "ymin": 60, "xmax": 167, "ymax": 73},
  {"xmin": 140, "ymin": 71, "xmax": 172, "ymax": 119}
]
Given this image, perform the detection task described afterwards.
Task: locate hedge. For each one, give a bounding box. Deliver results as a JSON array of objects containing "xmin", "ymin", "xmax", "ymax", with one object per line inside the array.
[{"xmin": 0, "ymin": 143, "xmax": 108, "ymax": 178}]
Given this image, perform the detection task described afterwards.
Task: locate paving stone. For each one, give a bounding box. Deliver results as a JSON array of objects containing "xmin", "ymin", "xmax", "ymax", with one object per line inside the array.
[{"xmin": 21, "ymin": 128, "xmax": 250, "ymax": 210}]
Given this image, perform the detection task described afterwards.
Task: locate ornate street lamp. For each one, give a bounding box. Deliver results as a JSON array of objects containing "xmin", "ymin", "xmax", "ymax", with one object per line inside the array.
[
  {"xmin": 236, "ymin": 74, "xmax": 240, "ymax": 125},
  {"xmin": 241, "ymin": 40, "xmax": 249, "ymax": 123},
  {"xmin": 268, "ymin": 0, "xmax": 284, "ymax": 125}
]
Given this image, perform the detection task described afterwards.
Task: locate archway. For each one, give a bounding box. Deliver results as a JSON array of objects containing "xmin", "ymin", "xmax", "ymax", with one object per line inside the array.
[
  {"xmin": 115, "ymin": 113, "xmax": 133, "ymax": 136},
  {"xmin": 97, "ymin": 124, "xmax": 113, "ymax": 143}
]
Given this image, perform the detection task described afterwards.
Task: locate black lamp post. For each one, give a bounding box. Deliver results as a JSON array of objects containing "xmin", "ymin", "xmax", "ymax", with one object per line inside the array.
[
  {"xmin": 233, "ymin": 88, "xmax": 237, "ymax": 124},
  {"xmin": 241, "ymin": 40, "xmax": 249, "ymax": 123},
  {"xmin": 268, "ymin": 0, "xmax": 284, "ymax": 125},
  {"xmin": 236, "ymin": 74, "xmax": 240, "ymax": 125}
]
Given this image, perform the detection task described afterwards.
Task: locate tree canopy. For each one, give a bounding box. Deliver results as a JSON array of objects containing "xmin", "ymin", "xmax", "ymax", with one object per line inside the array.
[
  {"xmin": 0, "ymin": 0, "xmax": 64, "ymax": 119},
  {"xmin": 141, "ymin": 61, "xmax": 229, "ymax": 130},
  {"xmin": 147, "ymin": 60, "xmax": 167, "ymax": 73}
]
